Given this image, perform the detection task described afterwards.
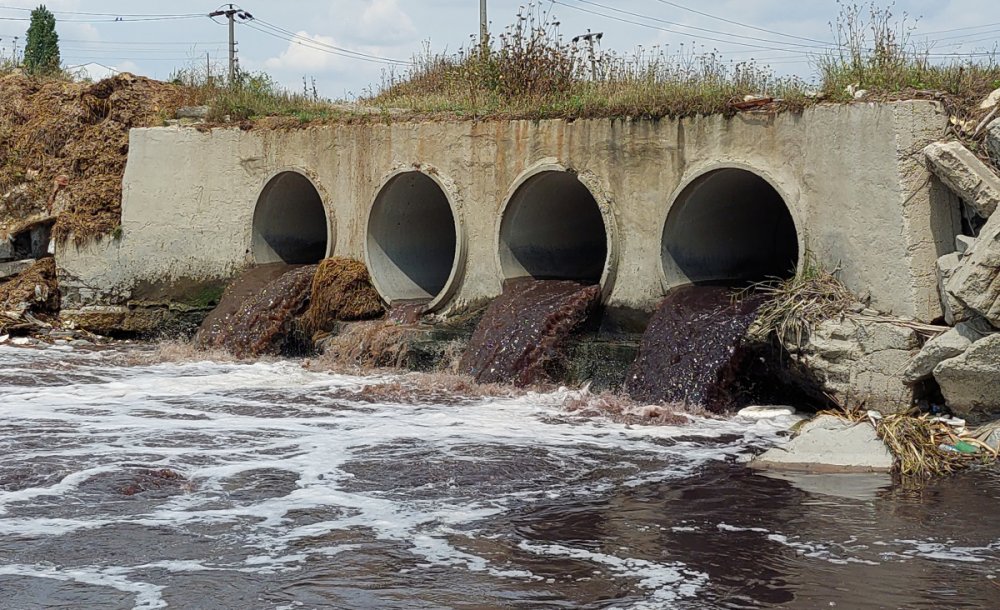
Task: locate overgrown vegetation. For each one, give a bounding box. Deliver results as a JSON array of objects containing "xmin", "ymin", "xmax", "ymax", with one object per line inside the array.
[
  {"xmin": 171, "ymin": 66, "xmax": 348, "ymax": 123},
  {"xmin": 371, "ymin": 6, "xmax": 809, "ymax": 119}
]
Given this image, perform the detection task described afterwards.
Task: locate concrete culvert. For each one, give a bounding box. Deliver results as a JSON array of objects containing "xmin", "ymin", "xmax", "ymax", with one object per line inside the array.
[
  {"xmin": 499, "ymin": 171, "xmax": 608, "ymax": 283},
  {"xmin": 366, "ymin": 171, "xmax": 459, "ymax": 304},
  {"xmin": 662, "ymin": 168, "xmax": 799, "ymax": 285},
  {"xmin": 252, "ymin": 171, "xmax": 330, "ymax": 264}
]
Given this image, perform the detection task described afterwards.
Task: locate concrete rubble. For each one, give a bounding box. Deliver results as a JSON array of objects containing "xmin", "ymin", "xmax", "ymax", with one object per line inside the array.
[
  {"xmin": 987, "ymin": 118, "xmax": 1000, "ymax": 164},
  {"xmin": 786, "ymin": 317, "xmax": 920, "ymax": 413},
  {"xmin": 933, "ymin": 334, "xmax": 1000, "ymax": 420},
  {"xmin": 751, "ymin": 414, "xmax": 894, "ymax": 473},
  {"xmin": 945, "ymin": 206, "xmax": 1000, "ymax": 328},
  {"xmin": 902, "ymin": 320, "xmax": 990, "ymax": 383},
  {"xmin": 923, "ymin": 141, "xmax": 1000, "ymax": 217}
]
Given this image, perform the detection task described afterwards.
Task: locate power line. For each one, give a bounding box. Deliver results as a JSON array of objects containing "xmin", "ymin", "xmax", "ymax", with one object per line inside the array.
[
  {"xmin": 650, "ymin": 0, "xmax": 833, "ymax": 46},
  {"xmin": 551, "ymin": 1, "xmax": 819, "ymax": 55},
  {"xmin": 249, "ymin": 17, "xmax": 410, "ymax": 65},
  {"xmin": 560, "ymin": 0, "xmax": 834, "ymax": 50}
]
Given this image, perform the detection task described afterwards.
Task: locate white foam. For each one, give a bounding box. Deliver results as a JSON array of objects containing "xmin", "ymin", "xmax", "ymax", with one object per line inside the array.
[{"xmin": 0, "ymin": 345, "xmax": 794, "ymax": 605}]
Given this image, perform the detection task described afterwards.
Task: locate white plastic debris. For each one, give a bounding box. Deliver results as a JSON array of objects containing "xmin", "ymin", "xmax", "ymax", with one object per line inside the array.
[{"xmin": 737, "ymin": 405, "xmax": 797, "ymax": 420}]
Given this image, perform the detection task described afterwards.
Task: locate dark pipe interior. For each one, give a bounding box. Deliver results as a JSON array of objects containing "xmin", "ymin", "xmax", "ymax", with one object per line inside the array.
[
  {"xmin": 499, "ymin": 171, "xmax": 608, "ymax": 283},
  {"xmin": 367, "ymin": 171, "xmax": 458, "ymax": 303},
  {"xmin": 662, "ymin": 168, "xmax": 799, "ymax": 284},
  {"xmin": 252, "ymin": 172, "xmax": 329, "ymax": 264}
]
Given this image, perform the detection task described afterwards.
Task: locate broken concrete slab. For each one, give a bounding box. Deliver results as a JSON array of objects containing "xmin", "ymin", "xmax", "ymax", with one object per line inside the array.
[
  {"xmin": 902, "ymin": 321, "xmax": 989, "ymax": 383},
  {"xmin": 946, "ymin": 208, "xmax": 1000, "ymax": 327},
  {"xmin": 937, "ymin": 252, "xmax": 972, "ymax": 325},
  {"xmin": 987, "ymin": 118, "xmax": 1000, "ymax": 164},
  {"xmin": 956, "ymin": 234, "xmax": 976, "ymax": 256},
  {"xmin": 934, "ymin": 333, "xmax": 1000, "ymax": 421},
  {"xmin": 750, "ymin": 415, "xmax": 894, "ymax": 473},
  {"xmin": 0, "ymin": 258, "xmax": 36, "ymax": 281},
  {"xmin": 924, "ymin": 141, "xmax": 1000, "ymax": 218}
]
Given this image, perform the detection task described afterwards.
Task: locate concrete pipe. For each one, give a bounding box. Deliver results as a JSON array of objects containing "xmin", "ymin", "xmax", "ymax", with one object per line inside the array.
[
  {"xmin": 662, "ymin": 168, "xmax": 799, "ymax": 285},
  {"xmin": 366, "ymin": 171, "xmax": 460, "ymax": 305},
  {"xmin": 251, "ymin": 171, "xmax": 330, "ymax": 264},
  {"xmin": 499, "ymin": 170, "xmax": 608, "ymax": 284}
]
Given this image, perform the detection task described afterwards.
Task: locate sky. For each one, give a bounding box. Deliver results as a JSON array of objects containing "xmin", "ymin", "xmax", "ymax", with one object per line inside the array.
[{"xmin": 0, "ymin": 1, "xmax": 996, "ymax": 99}]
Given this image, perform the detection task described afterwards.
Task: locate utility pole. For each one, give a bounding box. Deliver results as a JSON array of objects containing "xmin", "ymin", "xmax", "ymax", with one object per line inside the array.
[
  {"xmin": 572, "ymin": 30, "xmax": 603, "ymax": 81},
  {"xmin": 479, "ymin": 0, "xmax": 488, "ymax": 55},
  {"xmin": 209, "ymin": 4, "xmax": 253, "ymax": 83}
]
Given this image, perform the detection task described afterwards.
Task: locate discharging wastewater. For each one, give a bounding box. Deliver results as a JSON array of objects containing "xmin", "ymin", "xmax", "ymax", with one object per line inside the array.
[{"xmin": 2, "ymin": 343, "xmax": 999, "ymax": 609}]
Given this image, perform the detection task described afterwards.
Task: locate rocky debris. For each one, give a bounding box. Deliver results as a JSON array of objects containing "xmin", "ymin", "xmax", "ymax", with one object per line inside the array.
[
  {"xmin": 923, "ymin": 141, "xmax": 1000, "ymax": 218},
  {"xmin": 902, "ymin": 320, "xmax": 991, "ymax": 383},
  {"xmin": 750, "ymin": 414, "xmax": 894, "ymax": 473},
  {"xmin": 933, "ymin": 333, "xmax": 1000, "ymax": 421},
  {"xmin": 987, "ymin": 118, "xmax": 1000, "ymax": 164},
  {"xmin": 945, "ymin": 205, "xmax": 1000, "ymax": 327},
  {"xmin": 175, "ymin": 105, "xmax": 209, "ymax": 119},
  {"xmin": 936, "ymin": 253, "xmax": 972, "ymax": 325},
  {"xmin": 982, "ymin": 87, "xmax": 1000, "ymax": 110},
  {"xmin": 785, "ymin": 317, "xmax": 921, "ymax": 413}
]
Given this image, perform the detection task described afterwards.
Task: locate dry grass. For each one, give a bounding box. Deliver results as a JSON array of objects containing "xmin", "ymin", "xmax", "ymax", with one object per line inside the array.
[
  {"xmin": 372, "ymin": 5, "xmax": 808, "ymax": 120},
  {"xmin": 825, "ymin": 406, "xmax": 999, "ymax": 478},
  {"xmin": 744, "ymin": 255, "xmax": 857, "ymax": 345},
  {"xmin": 302, "ymin": 257, "xmax": 385, "ymax": 336}
]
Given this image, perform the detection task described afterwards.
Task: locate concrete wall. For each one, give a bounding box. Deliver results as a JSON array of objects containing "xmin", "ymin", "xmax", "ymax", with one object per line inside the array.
[{"xmin": 57, "ymin": 101, "xmax": 958, "ymax": 322}]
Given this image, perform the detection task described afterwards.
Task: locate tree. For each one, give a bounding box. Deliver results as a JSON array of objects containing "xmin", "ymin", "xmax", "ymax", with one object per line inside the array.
[{"xmin": 23, "ymin": 5, "xmax": 60, "ymax": 75}]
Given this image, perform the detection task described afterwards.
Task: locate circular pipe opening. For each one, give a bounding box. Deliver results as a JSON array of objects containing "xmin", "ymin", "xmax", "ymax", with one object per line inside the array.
[
  {"xmin": 366, "ymin": 171, "xmax": 459, "ymax": 304},
  {"xmin": 499, "ymin": 171, "xmax": 608, "ymax": 283},
  {"xmin": 662, "ymin": 168, "xmax": 799, "ymax": 285},
  {"xmin": 252, "ymin": 171, "xmax": 330, "ymax": 264}
]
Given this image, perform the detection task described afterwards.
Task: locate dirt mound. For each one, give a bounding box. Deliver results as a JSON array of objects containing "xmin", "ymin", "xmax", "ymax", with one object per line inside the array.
[
  {"xmin": 0, "ymin": 257, "xmax": 58, "ymax": 313},
  {"xmin": 0, "ymin": 71, "xmax": 194, "ymax": 242},
  {"xmin": 302, "ymin": 257, "xmax": 385, "ymax": 334}
]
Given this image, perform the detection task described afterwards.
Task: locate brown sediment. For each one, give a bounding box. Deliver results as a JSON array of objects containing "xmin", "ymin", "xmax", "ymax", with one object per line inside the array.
[
  {"xmin": 625, "ymin": 285, "xmax": 766, "ymax": 411},
  {"xmin": 459, "ymin": 278, "xmax": 601, "ymax": 386},
  {"xmin": 301, "ymin": 257, "xmax": 385, "ymax": 335}
]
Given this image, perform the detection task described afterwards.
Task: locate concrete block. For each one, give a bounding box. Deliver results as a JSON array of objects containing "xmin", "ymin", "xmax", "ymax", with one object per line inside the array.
[
  {"xmin": 924, "ymin": 141, "xmax": 1000, "ymax": 217},
  {"xmin": 0, "ymin": 236, "xmax": 13, "ymax": 261},
  {"xmin": 937, "ymin": 253, "xmax": 971, "ymax": 325},
  {"xmin": 934, "ymin": 333, "xmax": 1000, "ymax": 421},
  {"xmin": 902, "ymin": 321, "xmax": 987, "ymax": 383},
  {"xmin": 946, "ymin": 209, "xmax": 1000, "ymax": 328},
  {"xmin": 0, "ymin": 258, "xmax": 35, "ymax": 281},
  {"xmin": 751, "ymin": 415, "xmax": 893, "ymax": 473},
  {"xmin": 956, "ymin": 234, "xmax": 976, "ymax": 256}
]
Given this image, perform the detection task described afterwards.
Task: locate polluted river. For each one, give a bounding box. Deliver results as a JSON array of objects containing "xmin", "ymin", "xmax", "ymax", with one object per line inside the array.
[{"xmin": 2, "ymin": 340, "xmax": 999, "ymax": 609}]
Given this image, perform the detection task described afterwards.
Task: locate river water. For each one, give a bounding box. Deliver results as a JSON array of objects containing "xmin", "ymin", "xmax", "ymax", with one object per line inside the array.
[{"xmin": 1, "ymin": 344, "xmax": 999, "ymax": 609}]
